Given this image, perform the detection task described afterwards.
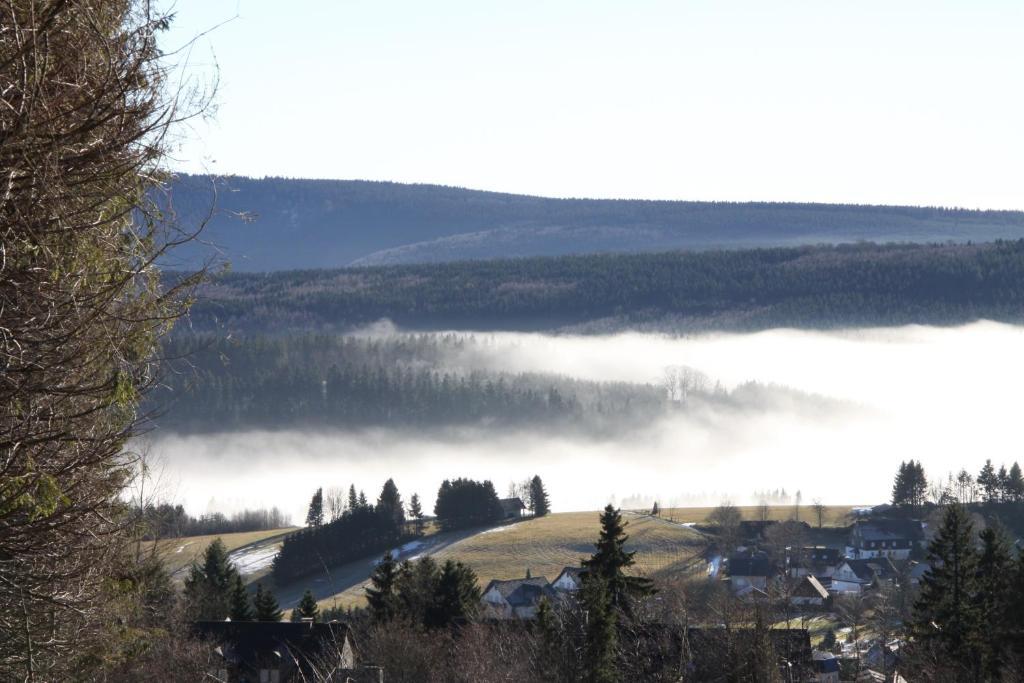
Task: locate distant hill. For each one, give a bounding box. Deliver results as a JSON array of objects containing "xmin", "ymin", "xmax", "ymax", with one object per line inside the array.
[{"xmin": 165, "ymin": 175, "xmax": 1024, "ymax": 271}]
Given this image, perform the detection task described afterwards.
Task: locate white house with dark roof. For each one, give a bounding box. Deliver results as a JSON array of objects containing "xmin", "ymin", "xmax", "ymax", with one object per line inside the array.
[
  {"xmin": 480, "ymin": 576, "xmax": 554, "ymax": 619},
  {"xmin": 831, "ymin": 557, "xmax": 898, "ymax": 594},
  {"xmin": 726, "ymin": 556, "xmax": 774, "ymax": 593},
  {"xmin": 551, "ymin": 566, "xmax": 585, "ymax": 592},
  {"xmin": 790, "ymin": 546, "xmax": 842, "ymax": 579},
  {"xmin": 846, "ymin": 519, "xmax": 924, "ymax": 560}
]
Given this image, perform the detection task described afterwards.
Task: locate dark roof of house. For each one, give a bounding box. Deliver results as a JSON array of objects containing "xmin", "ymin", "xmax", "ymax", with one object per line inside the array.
[
  {"xmin": 853, "ymin": 518, "xmax": 924, "ymax": 542},
  {"xmin": 483, "ymin": 576, "xmax": 552, "ymax": 606},
  {"xmin": 803, "ymin": 546, "xmax": 842, "ymax": 564},
  {"xmin": 841, "ymin": 557, "xmax": 899, "ymax": 582},
  {"xmin": 193, "ymin": 620, "xmax": 349, "ymax": 671},
  {"xmin": 793, "ymin": 575, "xmax": 830, "ymax": 600},
  {"xmin": 499, "ymin": 497, "xmax": 526, "ymax": 513},
  {"xmin": 727, "ymin": 557, "xmax": 773, "ymax": 577}
]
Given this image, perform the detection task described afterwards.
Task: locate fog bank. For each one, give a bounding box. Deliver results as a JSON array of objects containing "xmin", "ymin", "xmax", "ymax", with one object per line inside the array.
[{"xmin": 148, "ymin": 321, "xmax": 1024, "ymax": 520}]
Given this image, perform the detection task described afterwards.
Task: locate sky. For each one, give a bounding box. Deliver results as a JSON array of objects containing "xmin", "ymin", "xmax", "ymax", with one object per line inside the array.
[{"xmin": 162, "ymin": 0, "xmax": 1024, "ymax": 209}]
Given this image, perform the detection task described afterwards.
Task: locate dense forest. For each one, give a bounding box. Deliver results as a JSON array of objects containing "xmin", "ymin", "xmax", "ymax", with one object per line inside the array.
[
  {"xmin": 165, "ymin": 174, "xmax": 1024, "ymax": 270},
  {"xmin": 150, "ymin": 333, "xmax": 665, "ymax": 432},
  {"xmin": 149, "ymin": 333, "xmax": 835, "ymax": 432},
  {"xmin": 179, "ymin": 240, "xmax": 1024, "ymax": 334}
]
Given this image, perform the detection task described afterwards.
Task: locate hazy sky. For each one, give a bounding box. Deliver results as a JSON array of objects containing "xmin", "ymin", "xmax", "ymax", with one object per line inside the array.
[{"xmin": 163, "ymin": 1, "xmax": 1023, "ymax": 208}]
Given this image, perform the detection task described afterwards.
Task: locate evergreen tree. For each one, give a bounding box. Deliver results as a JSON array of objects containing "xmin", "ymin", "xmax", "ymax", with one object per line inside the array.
[
  {"xmin": 290, "ymin": 589, "xmax": 319, "ymax": 623},
  {"xmin": 228, "ymin": 573, "xmax": 253, "ymax": 621},
  {"xmin": 1010, "ymin": 554, "xmax": 1024, "ymax": 667},
  {"xmin": 376, "ymin": 478, "xmax": 405, "ymax": 529},
  {"xmin": 997, "ymin": 465, "xmax": 1010, "ymax": 502},
  {"xmin": 892, "ymin": 461, "xmax": 911, "ymax": 506},
  {"xmin": 979, "ymin": 460, "xmax": 1000, "ymax": 503},
  {"xmin": 396, "ymin": 557, "xmax": 441, "ymax": 626},
  {"xmin": 530, "ymin": 475, "xmax": 551, "ymax": 517},
  {"xmin": 358, "ymin": 490, "xmax": 369, "ymax": 509},
  {"xmin": 534, "ymin": 596, "xmax": 565, "ymax": 679},
  {"xmin": 581, "ymin": 575, "xmax": 618, "ymax": 683},
  {"xmin": 1007, "ymin": 462, "xmax": 1024, "ymax": 502},
  {"xmin": 366, "ymin": 551, "xmax": 400, "ymax": 622},
  {"xmin": 651, "ymin": 501, "xmax": 660, "ymax": 516},
  {"xmin": 184, "ymin": 538, "xmax": 238, "ymax": 620},
  {"xmin": 348, "ymin": 484, "xmax": 359, "ymax": 511},
  {"xmin": 427, "ymin": 560, "xmax": 481, "ymax": 628},
  {"xmin": 306, "ymin": 487, "xmax": 324, "ymax": 528},
  {"xmin": 909, "ymin": 460, "xmax": 928, "ymax": 508},
  {"xmin": 893, "ymin": 460, "xmax": 928, "ymax": 508},
  {"xmin": 582, "ymin": 505, "xmax": 654, "ymax": 610},
  {"xmin": 977, "ymin": 525, "xmax": 1014, "ymax": 679},
  {"xmin": 910, "ymin": 504, "xmax": 981, "ymax": 677},
  {"xmin": 253, "ymin": 583, "xmax": 283, "ymax": 622},
  {"xmin": 409, "ymin": 493, "xmax": 425, "ymax": 535},
  {"xmin": 433, "ymin": 478, "xmax": 504, "ymax": 531}
]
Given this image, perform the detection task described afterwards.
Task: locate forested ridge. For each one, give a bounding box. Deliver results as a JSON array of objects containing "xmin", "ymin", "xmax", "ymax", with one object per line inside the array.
[
  {"xmin": 166, "ymin": 174, "xmax": 1024, "ymax": 270},
  {"xmin": 180, "ymin": 240, "xmax": 1024, "ymax": 334},
  {"xmin": 151, "ymin": 334, "xmax": 664, "ymax": 432}
]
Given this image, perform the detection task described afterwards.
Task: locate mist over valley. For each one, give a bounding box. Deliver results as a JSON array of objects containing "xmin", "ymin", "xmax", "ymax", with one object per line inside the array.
[{"xmin": 148, "ymin": 320, "xmax": 1022, "ymax": 521}]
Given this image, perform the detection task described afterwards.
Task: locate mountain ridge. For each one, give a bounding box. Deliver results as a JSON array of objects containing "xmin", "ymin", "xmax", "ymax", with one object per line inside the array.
[{"xmin": 166, "ymin": 174, "xmax": 1024, "ymax": 271}]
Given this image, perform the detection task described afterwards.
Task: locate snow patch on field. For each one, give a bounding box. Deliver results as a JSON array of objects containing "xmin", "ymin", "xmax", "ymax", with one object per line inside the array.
[{"xmin": 229, "ymin": 544, "xmax": 280, "ymax": 575}]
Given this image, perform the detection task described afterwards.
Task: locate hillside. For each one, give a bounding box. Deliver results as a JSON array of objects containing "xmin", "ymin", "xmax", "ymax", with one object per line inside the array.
[
  {"xmin": 180, "ymin": 240, "xmax": 1024, "ymax": 334},
  {"xmin": 165, "ymin": 175, "xmax": 1024, "ymax": 271},
  {"xmin": 309, "ymin": 511, "xmax": 707, "ymax": 611}
]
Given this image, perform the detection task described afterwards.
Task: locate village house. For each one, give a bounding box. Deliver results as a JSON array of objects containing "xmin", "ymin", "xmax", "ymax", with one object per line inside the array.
[
  {"xmin": 846, "ymin": 519, "xmax": 924, "ymax": 560},
  {"xmin": 790, "ymin": 546, "xmax": 842, "ymax": 578},
  {"xmin": 498, "ymin": 497, "xmax": 526, "ymax": 519},
  {"xmin": 831, "ymin": 558, "xmax": 898, "ymax": 594},
  {"xmin": 480, "ymin": 576, "xmax": 554, "ymax": 619},
  {"xmin": 790, "ymin": 575, "xmax": 831, "ymax": 608},
  {"xmin": 551, "ymin": 566, "xmax": 585, "ymax": 592},
  {"xmin": 726, "ymin": 556, "xmax": 774, "ymax": 593}
]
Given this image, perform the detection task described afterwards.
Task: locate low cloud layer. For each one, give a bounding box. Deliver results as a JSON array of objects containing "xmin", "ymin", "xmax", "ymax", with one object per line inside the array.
[{"xmin": 147, "ymin": 320, "xmax": 1024, "ymax": 519}]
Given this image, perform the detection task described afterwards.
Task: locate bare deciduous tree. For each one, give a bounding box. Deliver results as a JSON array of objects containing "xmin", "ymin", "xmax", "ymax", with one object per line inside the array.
[{"xmin": 1, "ymin": 1, "xmax": 209, "ymax": 676}]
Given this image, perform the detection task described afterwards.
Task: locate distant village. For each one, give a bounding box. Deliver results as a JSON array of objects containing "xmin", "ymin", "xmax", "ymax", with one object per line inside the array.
[{"xmin": 159, "ymin": 460, "xmax": 1024, "ymax": 681}]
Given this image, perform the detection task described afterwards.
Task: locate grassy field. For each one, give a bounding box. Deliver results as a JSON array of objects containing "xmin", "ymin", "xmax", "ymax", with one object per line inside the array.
[
  {"xmin": 316, "ymin": 510, "xmax": 708, "ymax": 611},
  {"xmin": 152, "ymin": 527, "xmax": 297, "ymax": 576},
  {"xmin": 655, "ymin": 505, "xmax": 858, "ymax": 527}
]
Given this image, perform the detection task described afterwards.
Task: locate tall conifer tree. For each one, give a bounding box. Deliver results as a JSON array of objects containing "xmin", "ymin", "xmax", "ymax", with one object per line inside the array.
[
  {"xmin": 910, "ymin": 504, "xmax": 981, "ymax": 677},
  {"xmin": 530, "ymin": 475, "xmax": 551, "ymax": 517},
  {"xmin": 253, "ymin": 584, "xmax": 283, "ymax": 622},
  {"xmin": 582, "ymin": 505, "xmax": 654, "ymax": 610},
  {"xmin": 184, "ymin": 539, "xmax": 238, "ymax": 620},
  {"xmin": 228, "ymin": 574, "xmax": 253, "ymax": 621},
  {"xmin": 306, "ymin": 487, "xmax": 324, "ymax": 528}
]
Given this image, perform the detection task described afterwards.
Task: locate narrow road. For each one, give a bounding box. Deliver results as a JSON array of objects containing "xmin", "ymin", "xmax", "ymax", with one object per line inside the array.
[{"xmin": 265, "ymin": 522, "xmax": 519, "ymax": 609}]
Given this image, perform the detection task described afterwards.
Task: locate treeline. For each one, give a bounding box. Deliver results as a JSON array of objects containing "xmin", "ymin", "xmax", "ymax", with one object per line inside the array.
[
  {"xmin": 273, "ymin": 479, "xmax": 410, "ymax": 583},
  {"xmin": 179, "ymin": 241, "xmax": 1024, "ymax": 334},
  {"xmin": 891, "ymin": 458, "xmax": 1024, "ymax": 536},
  {"xmin": 892, "ymin": 458, "xmax": 1024, "ymax": 507},
  {"xmin": 274, "ymin": 475, "xmax": 550, "ymax": 583},
  {"xmin": 141, "ymin": 503, "xmax": 291, "ymax": 539},
  {"xmin": 150, "ymin": 333, "xmax": 662, "ymax": 431}
]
